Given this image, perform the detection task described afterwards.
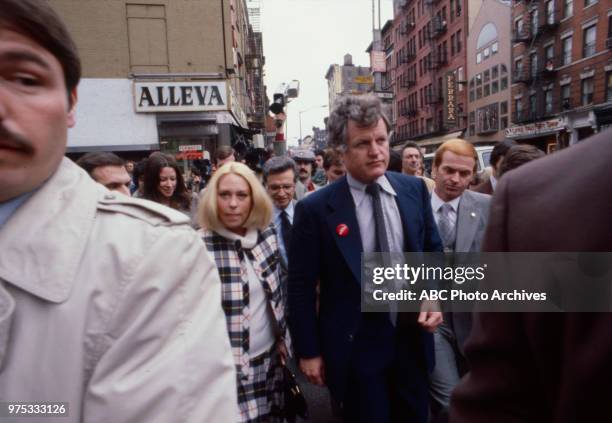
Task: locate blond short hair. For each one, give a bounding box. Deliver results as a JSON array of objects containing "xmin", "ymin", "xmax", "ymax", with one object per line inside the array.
[
  {"xmin": 433, "ymin": 138, "xmax": 478, "ymax": 173},
  {"xmin": 198, "ymin": 162, "xmax": 272, "ymax": 231}
]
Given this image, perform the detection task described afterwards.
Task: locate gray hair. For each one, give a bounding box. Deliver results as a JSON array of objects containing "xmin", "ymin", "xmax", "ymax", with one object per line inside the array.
[
  {"xmin": 326, "ymin": 94, "xmax": 391, "ymax": 150},
  {"xmin": 262, "ymin": 156, "xmax": 298, "ymax": 184}
]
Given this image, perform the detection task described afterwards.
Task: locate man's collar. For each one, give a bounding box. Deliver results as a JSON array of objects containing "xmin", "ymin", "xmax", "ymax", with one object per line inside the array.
[
  {"xmin": 431, "ymin": 189, "xmax": 461, "ymax": 212},
  {"xmin": 274, "ymin": 200, "xmax": 294, "ymax": 218},
  {"xmin": 490, "ymin": 175, "xmax": 498, "ymax": 191},
  {"xmin": 346, "ymin": 173, "xmax": 397, "ymax": 196}
]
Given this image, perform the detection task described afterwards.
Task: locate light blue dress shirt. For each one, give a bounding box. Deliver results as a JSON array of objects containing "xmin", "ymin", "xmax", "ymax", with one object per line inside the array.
[
  {"xmin": 0, "ymin": 192, "xmax": 33, "ymax": 228},
  {"xmin": 272, "ymin": 201, "xmax": 295, "ymax": 263}
]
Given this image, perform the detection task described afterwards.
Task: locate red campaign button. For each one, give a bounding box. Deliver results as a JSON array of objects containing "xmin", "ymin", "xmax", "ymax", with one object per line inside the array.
[{"xmin": 336, "ymin": 224, "xmax": 349, "ymax": 237}]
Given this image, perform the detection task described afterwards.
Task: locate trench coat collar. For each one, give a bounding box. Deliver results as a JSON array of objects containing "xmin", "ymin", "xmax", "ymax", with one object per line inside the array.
[{"xmin": 0, "ymin": 158, "xmax": 99, "ymax": 303}]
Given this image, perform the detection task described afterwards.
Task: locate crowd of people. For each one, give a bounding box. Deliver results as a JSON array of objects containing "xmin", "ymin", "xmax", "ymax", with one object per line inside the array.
[{"xmin": 1, "ymin": 1, "xmax": 611, "ymax": 423}]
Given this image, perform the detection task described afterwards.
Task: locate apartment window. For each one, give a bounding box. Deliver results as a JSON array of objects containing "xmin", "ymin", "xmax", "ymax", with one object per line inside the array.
[
  {"xmin": 469, "ymin": 125, "xmax": 475, "ymax": 136},
  {"xmin": 476, "ymin": 73, "xmax": 482, "ymax": 85},
  {"xmin": 483, "ymin": 47, "xmax": 490, "ymax": 59},
  {"xmin": 530, "ymin": 53, "xmax": 538, "ymax": 77},
  {"xmin": 516, "ymin": 18, "xmax": 524, "ymax": 35},
  {"xmin": 581, "ymin": 77, "xmax": 594, "ymax": 105},
  {"xmin": 501, "ymin": 116, "xmax": 508, "ymax": 129},
  {"xmin": 457, "ymin": 30, "xmax": 462, "ymax": 52},
  {"xmin": 562, "ymin": 36, "xmax": 572, "ymax": 65},
  {"xmin": 492, "ymin": 81, "xmax": 499, "ymax": 94},
  {"xmin": 476, "ymin": 52, "xmax": 482, "ymax": 64},
  {"xmin": 564, "ymin": 0, "xmax": 573, "ymax": 18},
  {"xmin": 477, "ymin": 87, "xmax": 483, "ymax": 99},
  {"xmin": 531, "ymin": 10, "xmax": 539, "ymax": 37},
  {"xmin": 585, "ymin": 0, "xmax": 596, "ymax": 7},
  {"xmin": 451, "ymin": 33, "xmax": 456, "ymax": 55},
  {"xmin": 515, "ymin": 99, "xmax": 523, "ymax": 119},
  {"xmin": 458, "ymin": 66, "xmax": 465, "ymax": 91},
  {"xmin": 561, "ymin": 84, "xmax": 571, "ymax": 109},
  {"xmin": 607, "ymin": 72, "xmax": 612, "ymax": 102},
  {"xmin": 126, "ymin": 4, "xmax": 169, "ymax": 72},
  {"xmin": 484, "ymin": 84, "xmax": 491, "ymax": 96},
  {"xmin": 491, "ymin": 42, "xmax": 498, "ymax": 54},
  {"xmin": 545, "ymin": 1, "xmax": 555, "ymax": 24},
  {"xmin": 529, "ymin": 94, "xmax": 537, "ymax": 116},
  {"xmin": 545, "ymin": 45, "xmax": 555, "ymax": 63},
  {"xmin": 492, "ymin": 65, "xmax": 499, "ymax": 79},
  {"xmin": 456, "ymin": 0, "xmax": 462, "ymax": 17},
  {"xmin": 544, "ymin": 89, "xmax": 554, "ymax": 114},
  {"xmin": 469, "ymin": 90, "xmax": 475, "ymax": 102},
  {"xmin": 484, "ymin": 70, "xmax": 490, "ymax": 82},
  {"xmin": 515, "ymin": 58, "xmax": 523, "ymax": 75},
  {"xmin": 501, "ymin": 64, "xmax": 508, "ymax": 74},
  {"xmin": 501, "ymin": 101, "xmax": 508, "ymax": 114},
  {"xmin": 450, "ymin": 0, "xmax": 455, "ymax": 21},
  {"xmin": 583, "ymin": 25, "xmax": 597, "ymax": 58}
]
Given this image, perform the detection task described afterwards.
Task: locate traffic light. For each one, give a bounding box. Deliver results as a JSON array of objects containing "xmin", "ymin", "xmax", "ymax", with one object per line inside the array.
[{"xmin": 269, "ymin": 93, "xmax": 285, "ymax": 114}]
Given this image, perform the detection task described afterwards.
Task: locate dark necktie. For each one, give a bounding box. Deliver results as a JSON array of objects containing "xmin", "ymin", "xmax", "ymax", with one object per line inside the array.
[
  {"xmin": 365, "ymin": 182, "xmax": 397, "ymax": 325},
  {"xmin": 365, "ymin": 183, "xmax": 390, "ymax": 252},
  {"xmin": 280, "ymin": 209, "xmax": 292, "ymax": 254}
]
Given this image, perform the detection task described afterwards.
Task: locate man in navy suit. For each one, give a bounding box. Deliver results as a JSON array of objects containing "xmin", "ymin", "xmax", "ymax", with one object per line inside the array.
[{"xmin": 288, "ymin": 94, "xmax": 443, "ymax": 422}]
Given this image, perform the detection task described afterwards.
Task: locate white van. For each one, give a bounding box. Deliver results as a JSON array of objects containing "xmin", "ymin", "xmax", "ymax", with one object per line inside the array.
[{"xmin": 423, "ymin": 145, "xmax": 494, "ymax": 175}]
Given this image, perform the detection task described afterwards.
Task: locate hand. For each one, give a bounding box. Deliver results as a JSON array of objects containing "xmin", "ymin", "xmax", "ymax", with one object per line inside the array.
[
  {"xmin": 277, "ymin": 341, "xmax": 289, "ymax": 366},
  {"xmin": 417, "ymin": 300, "xmax": 443, "ymax": 333},
  {"xmin": 299, "ymin": 356, "xmax": 326, "ymax": 386}
]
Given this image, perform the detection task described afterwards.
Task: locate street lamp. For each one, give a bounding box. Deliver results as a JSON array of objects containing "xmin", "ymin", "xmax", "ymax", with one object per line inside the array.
[{"xmin": 299, "ymin": 105, "xmax": 328, "ymax": 143}]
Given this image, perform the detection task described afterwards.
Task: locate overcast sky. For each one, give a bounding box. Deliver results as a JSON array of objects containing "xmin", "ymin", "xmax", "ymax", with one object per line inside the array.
[{"xmin": 260, "ymin": 0, "xmax": 393, "ymax": 147}]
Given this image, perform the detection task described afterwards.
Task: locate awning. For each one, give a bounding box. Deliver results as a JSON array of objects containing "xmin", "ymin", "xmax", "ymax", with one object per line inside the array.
[{"xmin": 594, "ymin": 104, "xmax": 612, "ymax": 126}]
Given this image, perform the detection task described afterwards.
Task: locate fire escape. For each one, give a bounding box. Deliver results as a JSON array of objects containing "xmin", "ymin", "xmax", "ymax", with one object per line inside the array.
[
  {"xmin": 397, "ymin": 0, "xmax": 417, "ymax": 141},
  {"xmin": 511, "ymin": 1, "xmax": 561, "ymax": 124},
  {"xmin": 421, "ymin": 0, "xmax": 447, "ymax": 136},
  {"xmin": 245, "ymin": 30, "xmax": 266, "ymax": 130}
]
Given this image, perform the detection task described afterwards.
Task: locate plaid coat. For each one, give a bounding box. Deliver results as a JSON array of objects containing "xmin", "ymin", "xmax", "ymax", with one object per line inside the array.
[{"xmin": 203, "ymin": 225, "xmax": 288, "ymax": 382}]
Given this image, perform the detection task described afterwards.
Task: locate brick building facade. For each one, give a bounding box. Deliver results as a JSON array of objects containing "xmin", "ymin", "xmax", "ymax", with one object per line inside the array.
[
  {"xmin": 509, "ymin": 0, "xmax": 612, "ymax": 150},
  {"xmin": 394, "ymin": 0, "xmax": 468, "ymax": 152}
]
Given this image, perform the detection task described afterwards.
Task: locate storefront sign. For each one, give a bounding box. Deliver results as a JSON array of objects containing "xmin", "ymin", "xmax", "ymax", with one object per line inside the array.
[
  {"xmin": 371, "ymin": 51, "xmax": 386, "ymax": 73},
  {"xmin": 178, "ymin": 144, "xmax": 203, "ymax": 152},
  {"xmin": 134, "ymin": 81, "xmax": 227, "ymax": 112},
  {"xmin": 354, "ymin": 75, "xmax": 374, "ymax": 84},
  {"xmin": 375, "ymin": 91, "xmax": 394, "ymax": 99},
  {"xmin": 228, "ymin": 85, "xmax": 248, "ymax": 128},
  {"xmin": 175, "ymin": 151, "xmax": 204, "ymax": 160},
  {"xmin": 445, "ymin": 72, "xmax": 457, "ymax": 127},
  {"xmin": 505, "ymin": 118, "xmax": 565, "ymax": 138}
]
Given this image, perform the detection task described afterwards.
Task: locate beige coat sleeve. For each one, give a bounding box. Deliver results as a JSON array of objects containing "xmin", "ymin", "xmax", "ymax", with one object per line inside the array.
[{"xmin": 82, "ymin": 227, "xmax": 237, "ymax": 422}]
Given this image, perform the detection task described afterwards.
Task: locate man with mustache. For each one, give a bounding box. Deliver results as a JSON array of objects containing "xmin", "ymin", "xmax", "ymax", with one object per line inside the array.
[
  {"xmin": 0, "ymin": 1, "xmax": 237, "ymax": 421},
  {"xmin": 293, "ymin": 149, "xmax": 320, "ymax": 198}
]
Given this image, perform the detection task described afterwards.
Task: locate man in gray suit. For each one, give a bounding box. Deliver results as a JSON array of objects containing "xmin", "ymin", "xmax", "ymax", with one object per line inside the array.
[{"xmin": 429, "ymin": 139, "xmax": 491, "ymax": 419}]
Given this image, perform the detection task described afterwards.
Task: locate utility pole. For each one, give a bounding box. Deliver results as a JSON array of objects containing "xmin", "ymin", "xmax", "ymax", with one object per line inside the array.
[{"xmin": 372, "ymin": 0, "xmax": 382, "ymax": 93}]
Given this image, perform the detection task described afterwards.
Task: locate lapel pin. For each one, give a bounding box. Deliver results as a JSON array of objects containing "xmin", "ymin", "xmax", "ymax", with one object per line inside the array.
[
  {"xmin": 336, "ymin": 224, "xmax": 349, "ymax": 237},
  {"xmin": 470, "ymin": 212, "xmax": 476, "ymax": 218}
]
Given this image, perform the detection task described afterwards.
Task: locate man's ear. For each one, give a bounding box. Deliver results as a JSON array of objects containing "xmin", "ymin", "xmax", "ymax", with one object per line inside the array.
[{"xmin": 66, "ymin": 88, "xmax": 78, "ymax": 128}]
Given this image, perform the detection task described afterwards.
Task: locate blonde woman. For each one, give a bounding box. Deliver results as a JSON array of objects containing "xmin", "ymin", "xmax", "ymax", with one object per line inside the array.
[{"xmin": 199, "ymin": 162, "xmax": 289, "ymax": 422}]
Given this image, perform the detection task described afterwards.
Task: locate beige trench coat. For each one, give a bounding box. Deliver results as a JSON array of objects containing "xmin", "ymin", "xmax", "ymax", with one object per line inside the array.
[{"xmin": 0, "ymin": 158, "xmax": 238, "ymax": 422}]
